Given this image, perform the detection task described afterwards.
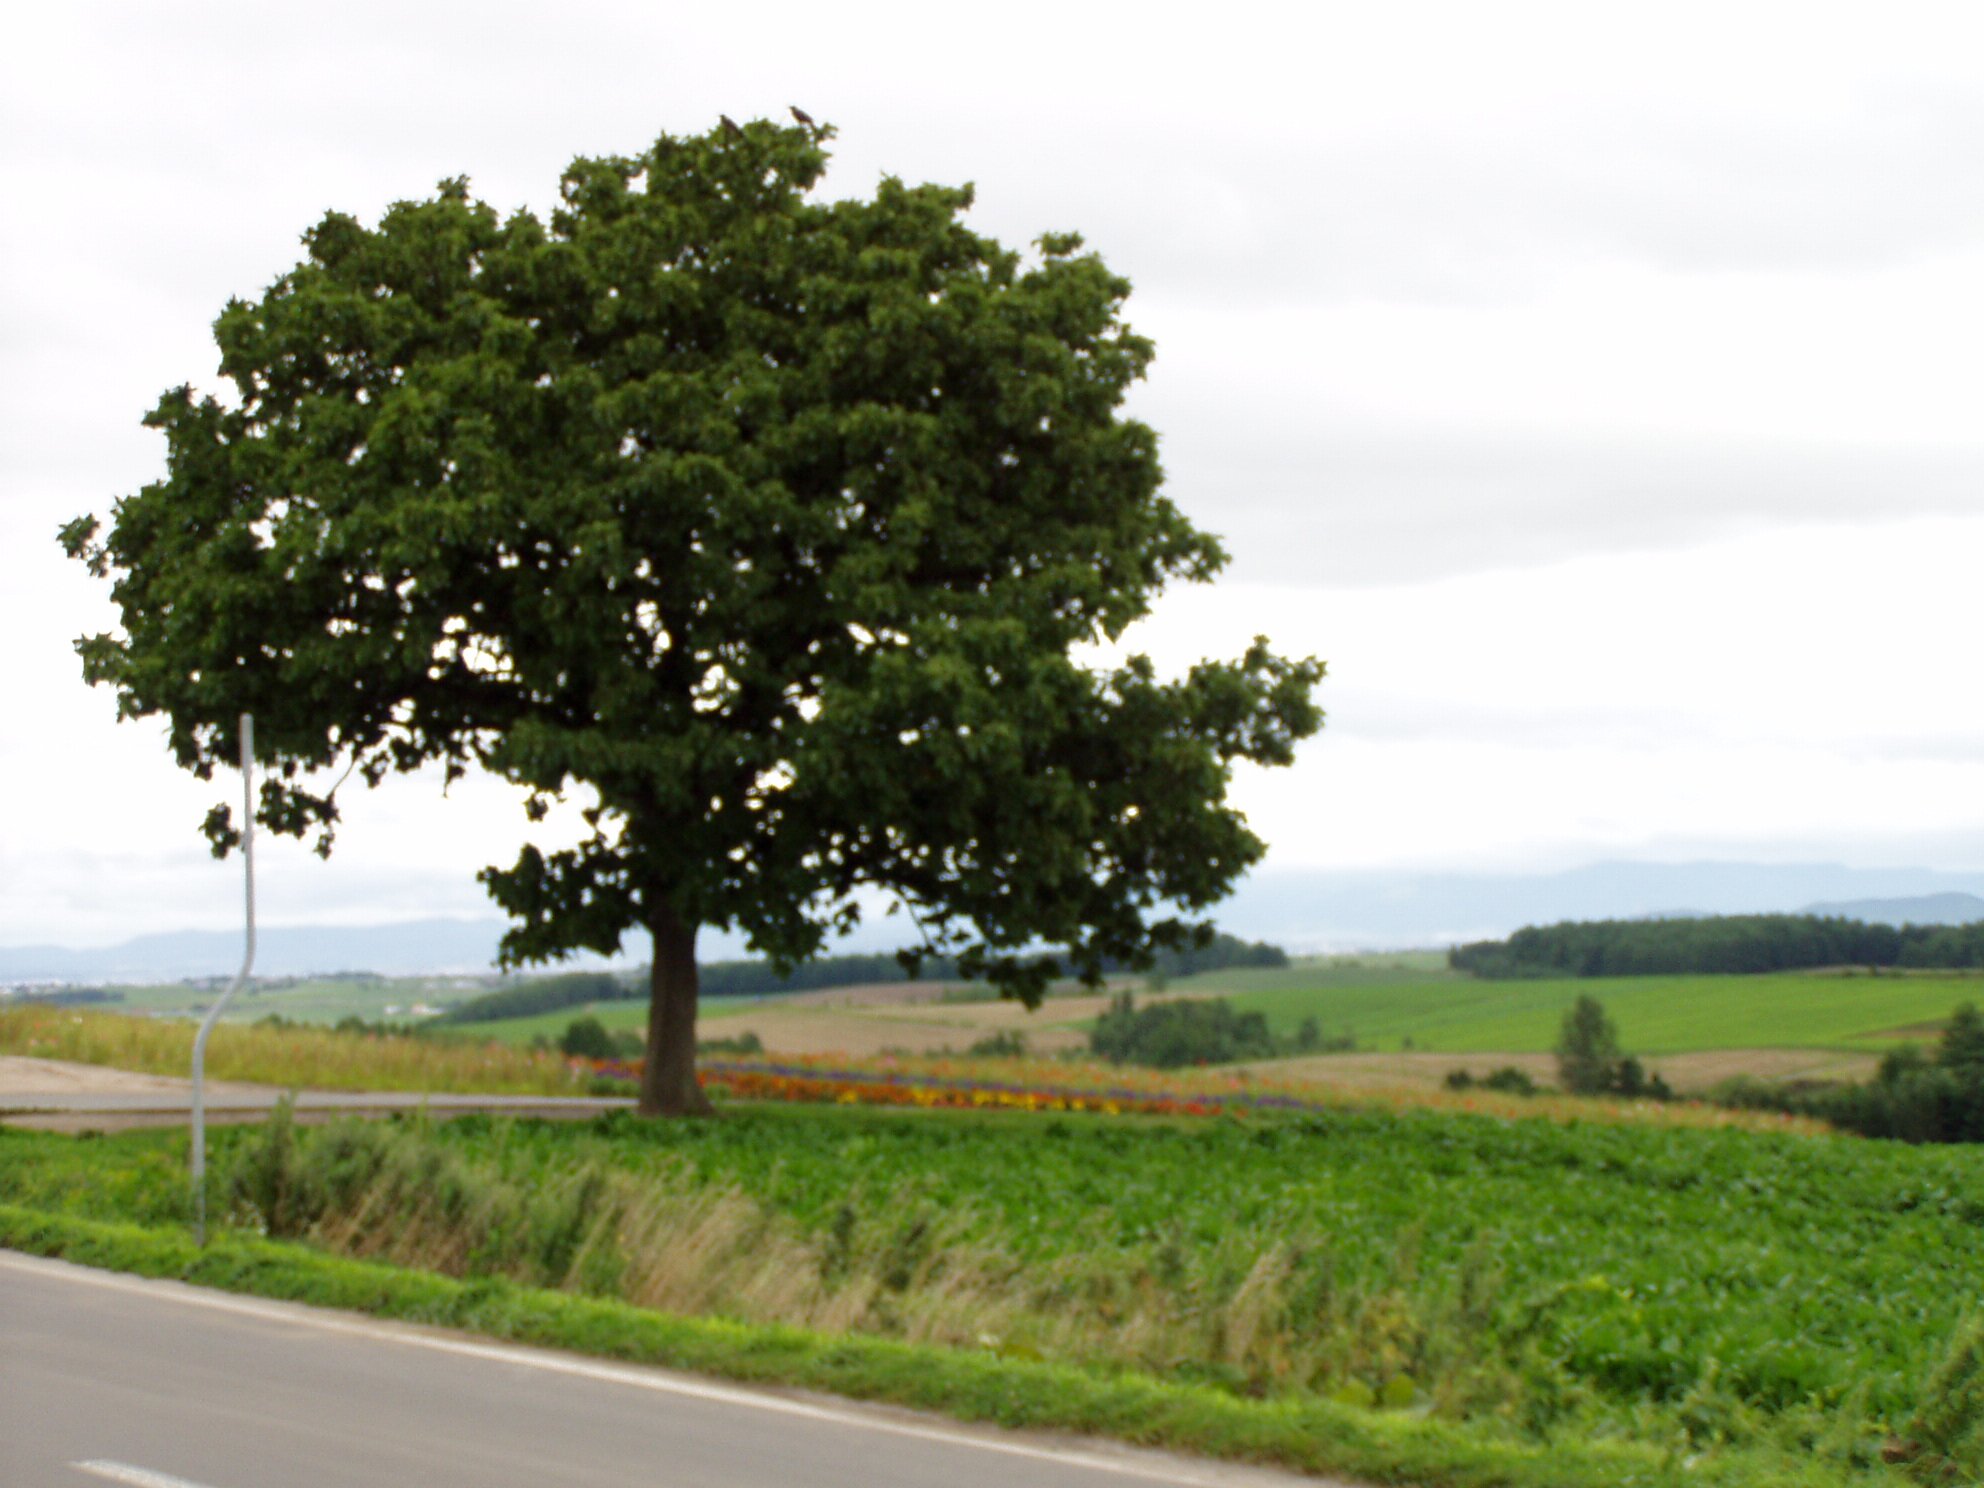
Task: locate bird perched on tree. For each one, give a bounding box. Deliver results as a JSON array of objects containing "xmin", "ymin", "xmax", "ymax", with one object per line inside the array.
[
  {"xmin": 790, "ymin": 104, "xmax": 815, "ymax": 127},
  {"xmin": 720, "ymin": 114, "xmax": 742, "ymax": 137}
]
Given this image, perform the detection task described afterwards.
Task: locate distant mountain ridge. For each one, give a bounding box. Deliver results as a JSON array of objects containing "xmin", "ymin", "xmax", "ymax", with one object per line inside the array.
[
  {"xmin": 10, "ymin": 862, "xmax": 1984, "ymax": 982},
  {"xmin": 1211, "ymin": 860, "xmax": 1984, "ymax": 952},
  {"xmin": 1800, "ymin": 892, "xmax": 1984, "ymax": 927},
  {"xmin": 0, "ymin": 918, "xmax": 524, "ymax": 984}
]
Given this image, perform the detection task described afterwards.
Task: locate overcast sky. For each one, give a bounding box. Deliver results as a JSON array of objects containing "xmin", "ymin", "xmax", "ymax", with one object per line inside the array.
[{"xmin": 6, "ymin": 1, "xmax": 1984, "ymax": 950}]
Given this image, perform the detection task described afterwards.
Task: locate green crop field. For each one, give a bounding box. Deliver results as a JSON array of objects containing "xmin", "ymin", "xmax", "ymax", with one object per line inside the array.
[
  {"xmin": 4, "ymin": 1101, "xmax": 1979, "ymax": 1486},
  {"xmin": 1204, "ymin": 967, "xmax": 1984, "ymax": 1055}
]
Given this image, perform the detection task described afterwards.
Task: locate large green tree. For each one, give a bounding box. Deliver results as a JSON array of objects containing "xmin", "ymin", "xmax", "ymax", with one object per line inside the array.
[{"xmin": 62, "ymin": 119, "xmax": 1323, "ymax": 1115}]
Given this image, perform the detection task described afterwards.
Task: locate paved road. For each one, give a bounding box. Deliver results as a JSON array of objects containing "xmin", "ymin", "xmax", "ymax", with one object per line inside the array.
[
  {"xmin": 1, "ymin": 1253, "xmax": 1336, "ymax": 1488},
  {"xmin": 0, "ymin": 1057, "xmax": 632, "ymax": 1131},
  {"xmin": 1, "ymin": 1088, "xmax": 631, "ymax": 1132}
]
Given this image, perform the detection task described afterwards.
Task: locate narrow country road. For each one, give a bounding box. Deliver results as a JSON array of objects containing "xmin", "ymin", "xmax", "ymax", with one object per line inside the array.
[
  {"xmin": 0, "ymin": 1056, "xmax": 628, "ymax": 1131},
  {"xmin": 1, "ymin": 1252, "xmax": 1337, "ymax": 1488}
]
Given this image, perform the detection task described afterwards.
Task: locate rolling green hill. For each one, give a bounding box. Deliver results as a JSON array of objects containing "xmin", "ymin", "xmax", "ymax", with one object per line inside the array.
[
  {"xmin": 1211, "ymin": 966, "xmax": 1983, "ymax": 1053},
  {"xmin": 442, "ymin": 953, "xmax": 1984, "ymax": 1058}
]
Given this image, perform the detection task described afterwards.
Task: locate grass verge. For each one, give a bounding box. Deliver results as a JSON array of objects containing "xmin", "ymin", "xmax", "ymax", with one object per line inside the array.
[
  {"xmin": 0, "ymin": 1202, "xmax": 1897, "ymax": 1488},
  {"xmin": 0, "ymin": 1003, "xmax": 579, "ymax": 1095}
]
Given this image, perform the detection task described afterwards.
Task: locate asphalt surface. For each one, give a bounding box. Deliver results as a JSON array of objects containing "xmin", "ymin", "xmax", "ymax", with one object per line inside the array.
[
  {"xmin": 1, "ymin": 1252, "xmax": 1337, "ymax": 1488},
  {"xmin": 0, "ymin": 1088, "xmax": 632, "ymax": 1133}
]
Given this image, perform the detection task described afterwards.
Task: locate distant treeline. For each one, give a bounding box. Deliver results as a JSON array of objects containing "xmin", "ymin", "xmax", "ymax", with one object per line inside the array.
[
  {"xmin": 701, "ymin": 952, "xmax": 959, "ymax": 998},
  {"xmin": 438, "ymin": 933, "xmax": 1286, "ymax": 1026},
  {"xmin": 432, "ymin": 972, "xmax": 633, "ymax": 1026},
  {"xmin": 1451, "ymin": 914, "xmax": 1984, "ymax": 979},
  {"xmin": 5, "ymin": 987, "xmax": 126, "ymax": 1007},
  {"xmin": 718, "ymin": 931, "xmax": 1281, "ymax": 998},
  {"xmin": 1140, "ymin": 933, "xmax": 1288, "ymax": 979},
  {"xmin": 1715, "ymin": 1004, "xmax": 1984, "ymax": 1144}
]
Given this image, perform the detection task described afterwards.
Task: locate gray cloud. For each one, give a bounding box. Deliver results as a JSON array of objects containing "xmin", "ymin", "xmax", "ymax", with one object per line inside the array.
[
  {"xmin": 1324, "ymin": 681, "xmax": 1984, "ymax": 763},
  {"xmin": 10, "ymin": 0, "xmax": 1984, "ymax": 952},
  {"xmin": 1057, "ymin": 99, "xmax": 1984, "ymax": 307},
  {"xmin": 17, "ymin": 4, "xmax": 1984, "ymax": 320},
  {"xmin": 1155, "ymin": 425, "xmax": 1984, "ymax": 585}
]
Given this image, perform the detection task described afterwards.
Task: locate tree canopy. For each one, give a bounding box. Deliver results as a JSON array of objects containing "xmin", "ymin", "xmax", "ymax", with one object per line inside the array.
[
  {"xmin": 1554, "ymin": 994, "xmax": 1622, "ymax": 1095},
  {"xmin": 62, "ymin": 118, "xmax": 1324, "ymax": 1114}
]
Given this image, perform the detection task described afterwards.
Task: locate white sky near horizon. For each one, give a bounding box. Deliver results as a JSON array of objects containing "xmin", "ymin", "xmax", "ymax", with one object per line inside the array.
[{"xmin": 5, "ymin": 1, "xmax": 1984, "ymax": 950}]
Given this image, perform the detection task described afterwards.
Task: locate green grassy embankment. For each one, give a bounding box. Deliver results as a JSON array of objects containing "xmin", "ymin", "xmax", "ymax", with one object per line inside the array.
[{"xmin": 3, "ymin": 1101, "xmax": 1979, "ymax": 1487}]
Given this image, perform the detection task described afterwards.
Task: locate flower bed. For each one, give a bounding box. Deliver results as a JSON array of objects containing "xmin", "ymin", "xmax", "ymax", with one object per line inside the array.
[
  {"xmin": 571, "ymin": 1049, "xmax": 1828, "ymax": 1132},
  {"xmin": 701, "ymin": 1060, "xmax": 1235, "ymax": 1116}
]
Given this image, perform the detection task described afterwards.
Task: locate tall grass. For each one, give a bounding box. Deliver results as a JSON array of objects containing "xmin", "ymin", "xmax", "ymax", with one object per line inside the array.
[
  {"xmin": 0, "ymin": 1005, "xmax": 579, "ymax": 1095},
  {"xmin": 224, "ymin": 1107, "xmax": 1523, "ymax": 1416}
]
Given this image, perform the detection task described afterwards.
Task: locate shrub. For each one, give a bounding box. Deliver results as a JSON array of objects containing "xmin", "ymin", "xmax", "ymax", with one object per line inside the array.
[
  {"xmin": 1090, "ymin": 994, "xmax": 1351, "ymax": 1068},
  {"xmin": 1445, "ymin": 1067, "xmax": 1540, "ymax": 1097},
  {"xmin": 1941, "ymin": 1003, "xmax": 1984, "ymax": 1075},
  {"xmin": 1609, "ymin": 1056, "xmax": 1673, "ymax": 1101},
  {"xmin": 1090, "ymin": 993, "xmax": 1279, "ymax": 1068},
  {"xmin": 1483, "ymin": 1066, "xmax": 1539, "ymax": 1096},
  {"xmin": 558, "ymin": 1016, "xmax": 617, "ymax": 1060},
  {"xmin": 1296, "ymin": 1019, "xmax": 1356, "ymax": 1054},
  {"xmin": 967, "ymin": 1031, "xmax": 1028, "ymax": 1057}
]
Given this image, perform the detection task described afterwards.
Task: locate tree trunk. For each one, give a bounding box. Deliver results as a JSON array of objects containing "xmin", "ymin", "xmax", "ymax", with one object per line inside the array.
[{"xmin": 639, "ymin": 902, "xmax": 713, "ymax": 1117}]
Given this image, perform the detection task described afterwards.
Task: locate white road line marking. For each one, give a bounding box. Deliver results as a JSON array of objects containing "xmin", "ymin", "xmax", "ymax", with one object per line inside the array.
[
  {"xmin": 5, "ymin": 1253, "xmax": 1283, "ymax": 1488},
  {"xmin": 72, "ymin": 1461, "xmax": 222, "ymax": 1488}
]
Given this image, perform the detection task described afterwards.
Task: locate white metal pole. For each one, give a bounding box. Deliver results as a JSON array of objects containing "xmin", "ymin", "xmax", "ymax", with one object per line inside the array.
[{"xmin": 192, "ymin": 713, "xmax": 255, "ymax": 1246}]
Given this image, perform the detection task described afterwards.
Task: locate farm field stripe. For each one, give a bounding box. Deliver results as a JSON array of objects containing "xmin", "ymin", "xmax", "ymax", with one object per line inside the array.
[{"xmin": 3, "ymin": 1252, "xmax": 1277, "ymax": 1488}]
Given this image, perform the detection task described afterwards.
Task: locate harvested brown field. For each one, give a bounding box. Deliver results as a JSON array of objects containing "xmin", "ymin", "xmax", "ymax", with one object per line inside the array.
[
  {"xmin": 711, "ymin": 1007, "xmax": 1086, "ymax": 1058},
  {"xmin": 1228, "ymin": 1047, "xmax": 1882, "ymax": 1095},
  {"xmin": 722, "ymin": 979, "xmax": 1219, "ymax": 1058}
]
